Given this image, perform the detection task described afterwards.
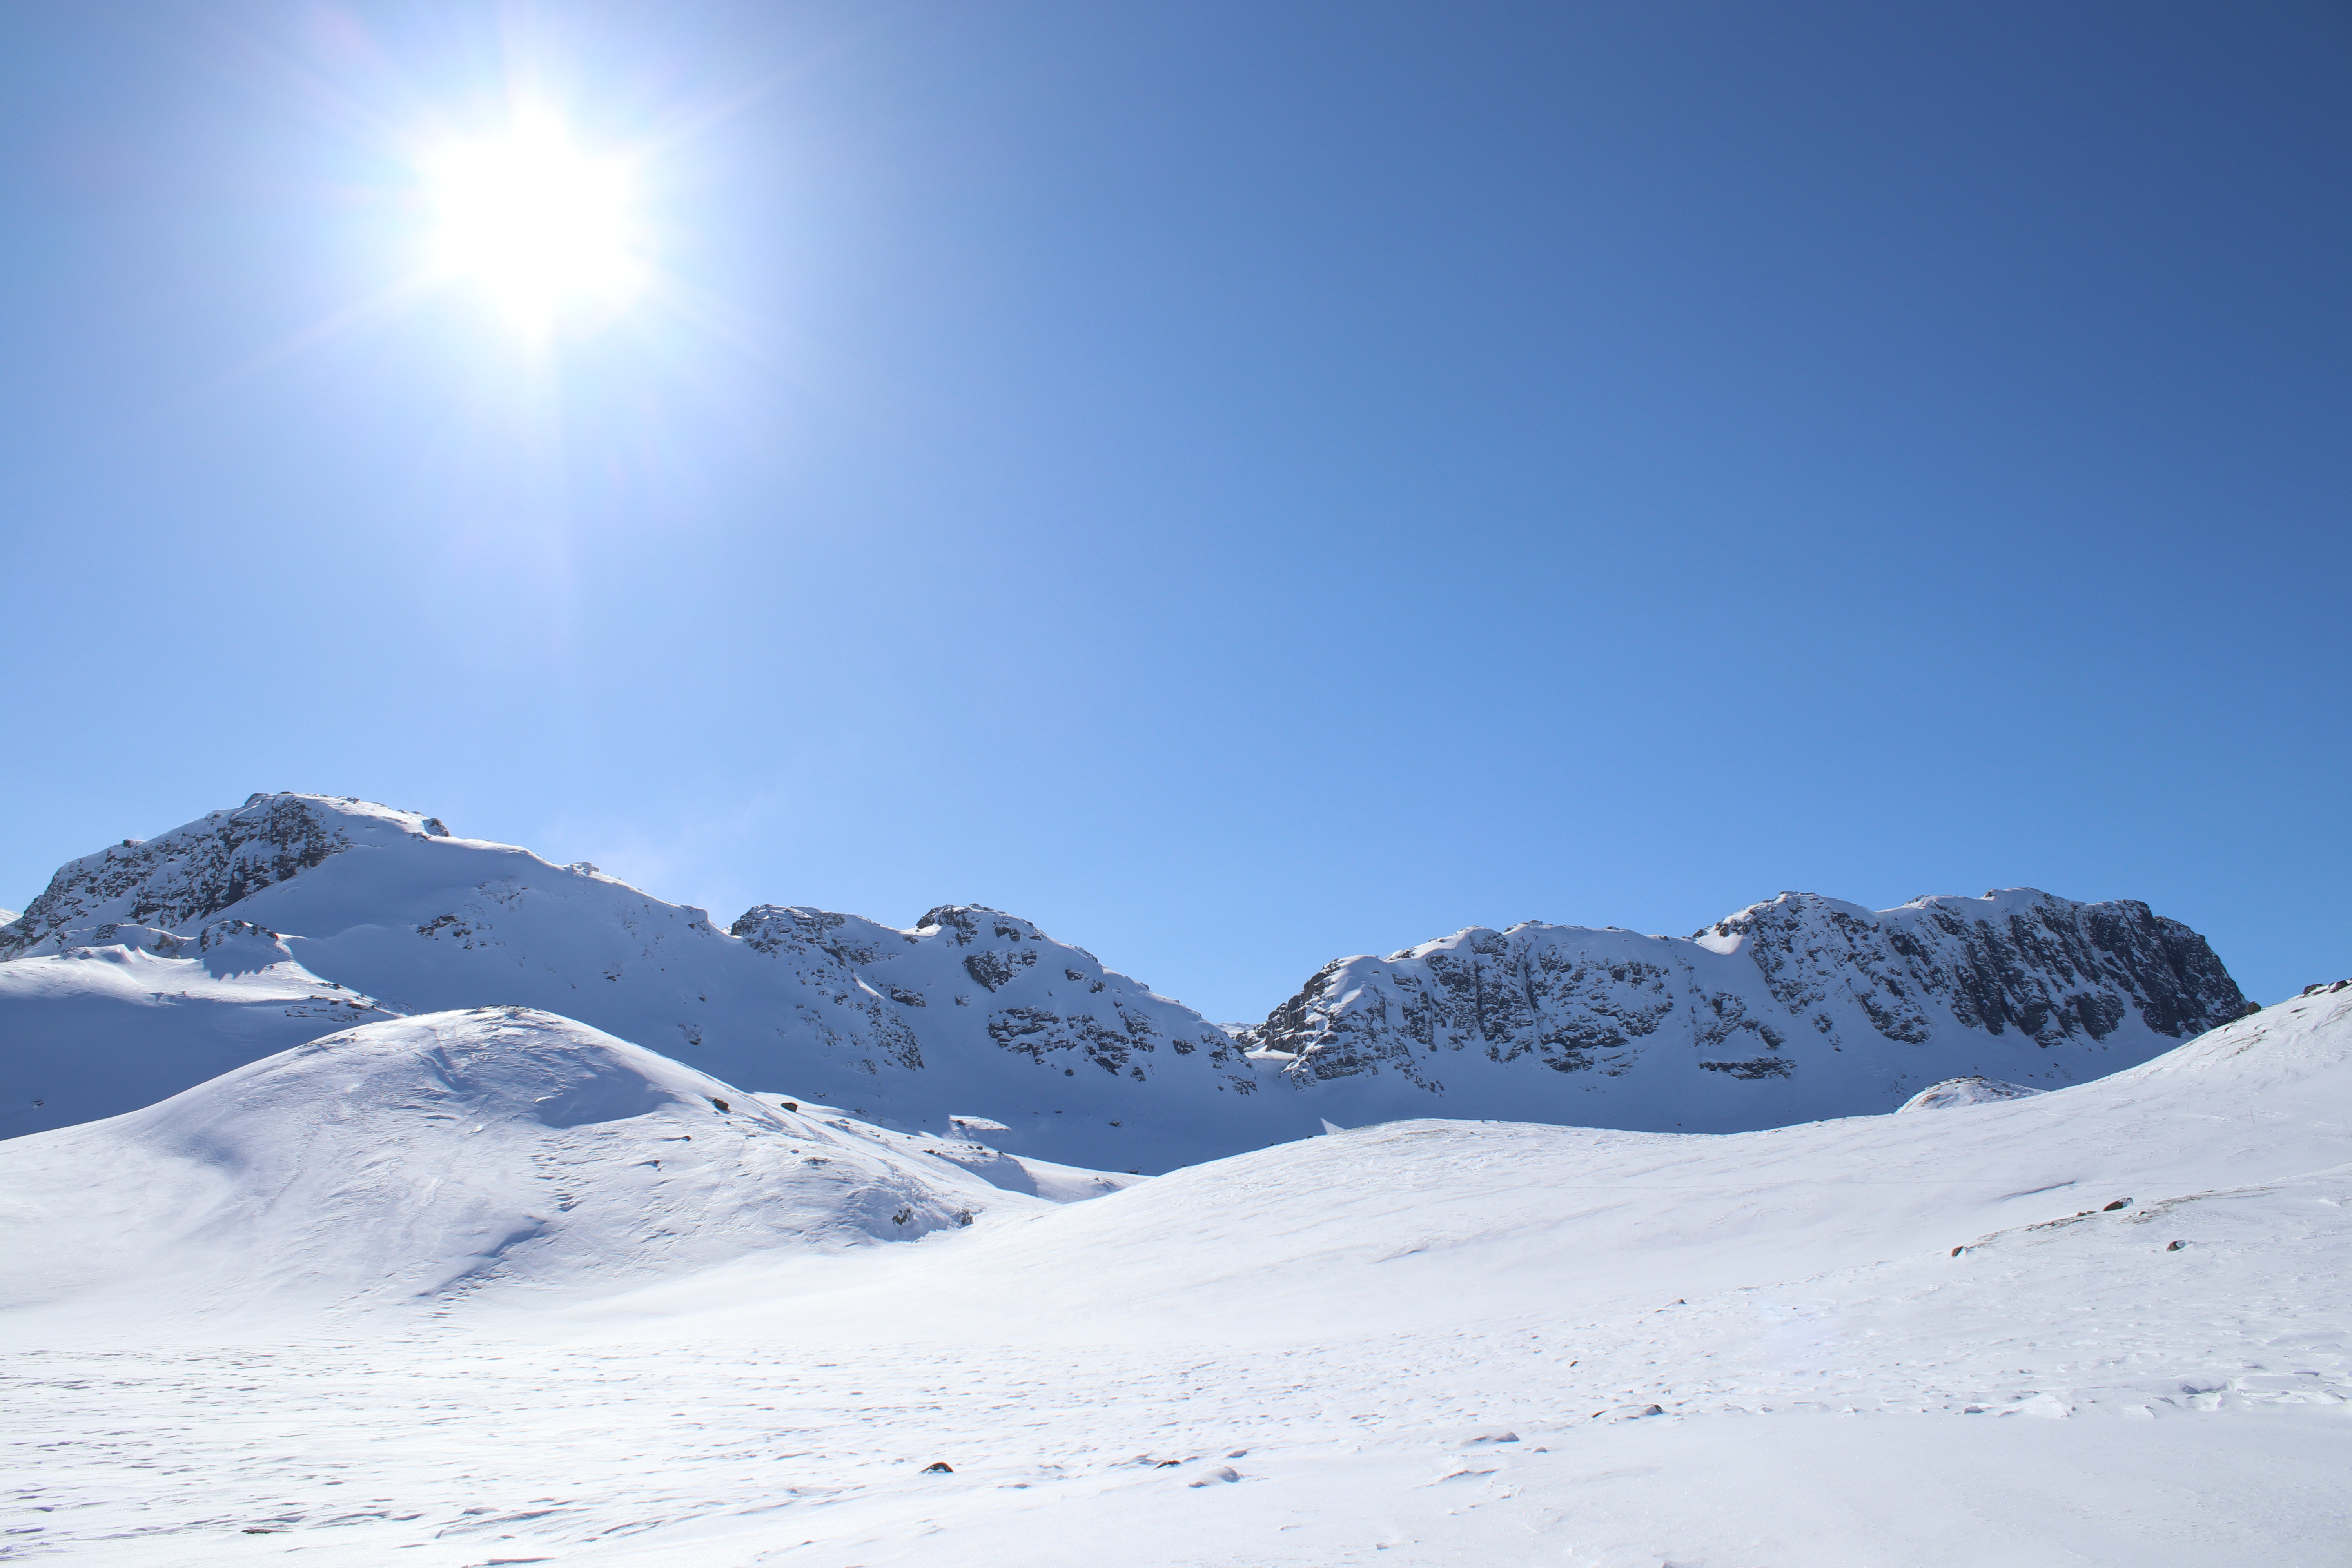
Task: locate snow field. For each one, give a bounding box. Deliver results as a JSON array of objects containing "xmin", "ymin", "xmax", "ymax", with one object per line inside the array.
[{"xmin": 3, "ymin": 989, "xmax": 2345, "ymax": 1564}]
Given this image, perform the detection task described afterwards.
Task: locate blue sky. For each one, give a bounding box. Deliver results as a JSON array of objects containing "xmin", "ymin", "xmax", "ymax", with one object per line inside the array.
[{"xmin": 3, "ymin": 1, "xmax": 2346, "ymax": 1018}]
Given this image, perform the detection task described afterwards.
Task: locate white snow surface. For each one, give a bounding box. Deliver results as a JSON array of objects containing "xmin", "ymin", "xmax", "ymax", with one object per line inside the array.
[
  {"xmin": 0, "ymin": 922, "xmax": 405, "ymax": 1141},
  {"xmin": 0, "ymin": 1010, "xmax": 1051, "ymax": 1324},
  {"xmin": 4, "ymin": 989, "xmax": 2347, "ymax": 1564},
  {"xmin": 1899, "ymin": 1074, "xmax": 2047, "ymax": 1111}
]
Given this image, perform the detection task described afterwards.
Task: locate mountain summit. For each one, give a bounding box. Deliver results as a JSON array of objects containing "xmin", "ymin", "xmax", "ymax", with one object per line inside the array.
[{"xmin": 0, "ymin": 793, "xmax": 1268, "ymax": 1165}]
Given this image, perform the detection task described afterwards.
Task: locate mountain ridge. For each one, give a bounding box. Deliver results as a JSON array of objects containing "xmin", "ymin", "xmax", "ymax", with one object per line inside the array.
[
  {"xmin": 1, "ymin": 792, "xmax": 2251, "ymax": 1160},
  {"xmin": 1234, "ymin": 887, "xmax": 2245, "ymax": 1126}
]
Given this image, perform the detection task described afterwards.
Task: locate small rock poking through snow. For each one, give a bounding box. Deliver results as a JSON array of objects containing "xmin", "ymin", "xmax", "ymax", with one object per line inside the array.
[{"xmin": 1898, "ymin": 1075, "xmax": 2045, "ymax": 1111}]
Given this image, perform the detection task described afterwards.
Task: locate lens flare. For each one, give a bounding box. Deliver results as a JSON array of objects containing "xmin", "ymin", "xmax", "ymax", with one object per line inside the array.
[{"xmin": 425, "ymin": 111, "xmax": 644, "ymax": 331}]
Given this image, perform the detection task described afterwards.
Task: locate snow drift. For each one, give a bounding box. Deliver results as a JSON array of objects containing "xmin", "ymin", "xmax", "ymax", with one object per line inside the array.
[
  {"xmin": 1898, "ymin": 1074, "xmax": 2044, "ymax": 1110},
  {"xmin": 0, "ymin": 1008, "xmax": 1050, "ymax": 1319}
]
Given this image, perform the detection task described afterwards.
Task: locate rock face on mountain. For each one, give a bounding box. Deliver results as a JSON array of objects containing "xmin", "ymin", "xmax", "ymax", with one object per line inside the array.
[
  {"xmin": 1, "ymin": 793, "xmax": 2255, "ymax": 1158},
  {"xmin": 729, "ymin": 903, "xmax": 1249, "ymax": 1085},
  {"xmin": 1237, "ymin": 891, "xmax": 2249, "ymax": 1131},
  {"xmin": 1, "ymin": 794, "xmax": 450, "ymax": 958}
]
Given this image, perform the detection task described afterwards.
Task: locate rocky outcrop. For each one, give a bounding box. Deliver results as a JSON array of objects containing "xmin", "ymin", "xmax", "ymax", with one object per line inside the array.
[
  {"xmin": 1241, "ymin": 890, "xmax": 2247, "ymax": 1113},
  {"xmin": 734, "ymin": 903, "xmax": 1251, "ymax": 1088},
  {"xmin": 1, "ymin": 794, "xmax": 447, "ymax": 959},
  {"xmin": 1700, "ymin": 892, "xmax": 2245, "ymax": 1047},
  {"xmin": 1897, "ymin": 1075, "xmax": 2044, "ymax": 1112},
  {"xmin": 727, "ymin": 906, "xmax": 926, "ymax": 1073}
]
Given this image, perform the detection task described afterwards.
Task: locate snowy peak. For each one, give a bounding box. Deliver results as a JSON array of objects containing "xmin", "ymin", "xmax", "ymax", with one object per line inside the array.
[
  {"xmin": 1703, "ymin": 887, "xmax": 2244, "ymax": 1044},
  {"xmin": 0, "ymin": 793, "xmax": 450, "ymax": 958},
  {"xmin": 0, "ymin": 797, "xmax": 1277, "ymax": 1166},
  {"xmin": 1243, "ymin": 886, "xmax": 2249, "ymax": 1127},
  {"xmin": 730, "ymin": 899, "xmax": 1243, "ymax": 1085}
]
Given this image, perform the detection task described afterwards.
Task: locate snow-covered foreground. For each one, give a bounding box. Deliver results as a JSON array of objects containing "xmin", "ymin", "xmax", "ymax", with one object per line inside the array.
[{"xmin": 5, "ymin": 989, "xmax": 2348, "ymax": 1565}]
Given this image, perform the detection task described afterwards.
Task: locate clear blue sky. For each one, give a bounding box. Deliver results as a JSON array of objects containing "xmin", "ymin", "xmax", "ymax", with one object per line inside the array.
[{"xmin": 4, "ymin": 2, "xmax": 2346, "ymax": 1018}]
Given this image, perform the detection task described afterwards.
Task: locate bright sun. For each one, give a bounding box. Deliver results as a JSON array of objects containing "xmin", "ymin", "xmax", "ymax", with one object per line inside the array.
[{"xmin": 426, "ymin": 113, "xmax": 644, "ymax": 330}]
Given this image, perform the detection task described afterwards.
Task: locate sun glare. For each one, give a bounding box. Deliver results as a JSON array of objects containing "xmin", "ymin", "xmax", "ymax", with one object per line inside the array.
[{"xmin": 426, "ymin": 112, "xmax": 644, "ymax": 331}]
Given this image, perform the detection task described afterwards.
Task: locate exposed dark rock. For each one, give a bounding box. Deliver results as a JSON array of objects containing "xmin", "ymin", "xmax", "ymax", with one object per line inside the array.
[
  {"xmin": 962, "ymin": 949, "xmax": 1037, "ymax": 992},
  {"xmin": 1699, "ymin": 1057, "xmax": 1797, "ymax": 1080},
  {"xmin": 3, "ymin": 794, "xmax": 372, "ymax": 957}
]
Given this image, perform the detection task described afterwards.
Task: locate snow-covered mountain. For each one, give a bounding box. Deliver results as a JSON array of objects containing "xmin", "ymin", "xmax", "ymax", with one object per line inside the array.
[
  {"xmin": 0, "ymin": 794, "xmax": 1280, "ymax": 1167},
  {"xmin": 1, "ymin": 793, "xmax": 2252, "ymax": 1161},
  {"xmin": 1236, "ymin": 890, "xmax": 2248, "ymax": 1131}
]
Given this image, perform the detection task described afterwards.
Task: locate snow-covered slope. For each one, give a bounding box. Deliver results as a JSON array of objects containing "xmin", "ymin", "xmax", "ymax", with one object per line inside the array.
[
  {"xmin": 0, "ymin": 795, "xmax": 1283, "ymax": 1168},
  {"xmin": 0, "ymin": 918, "xmax": 402, "ymax": 1140},
  {"xmin": 627, "ymin": 981, "xmax": 2348, "ymax": 1344},
  {"xmin": 1238, "ymin": 889, "xmax": 2248, "ymax": 1132},
  {"xmin": 5, "ymin": 985, "xmax": 2343, "ymax": 1567},
  {"xmin": 725, "ymin": 902, "xmax": 1274, "ymax": 1166},
  {"xmin": 0, "ymin": 1008, "xmax": 1057, "ymax": 1321}
]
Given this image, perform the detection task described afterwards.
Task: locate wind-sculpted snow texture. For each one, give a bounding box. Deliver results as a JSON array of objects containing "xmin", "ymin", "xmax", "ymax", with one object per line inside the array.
[
  {"xmin": 1241, "ymin": 891, "xmax": 2249, "ymax": 1132},
  {"xmin": 0, "ymin": 794, "xmax": 1283, "ymax": 1167}
]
